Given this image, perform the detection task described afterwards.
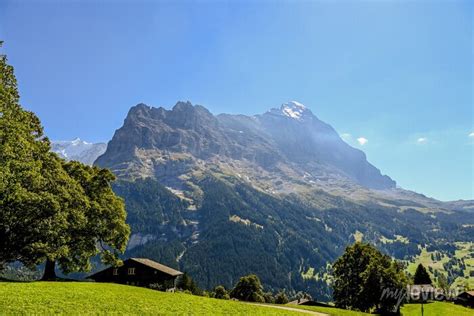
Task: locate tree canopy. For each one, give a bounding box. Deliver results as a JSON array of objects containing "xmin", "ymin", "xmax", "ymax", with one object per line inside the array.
[
  {"xmin": 176, "ymin": 272, "xmax": 201, "ymax": 295},
  {"xmin": 0, "ymin": 42, "xmax": 129, "ymax": 279},
  {"xmin": 332, "ymin": 242, "xmax": 407, "ymax": 313},
  {"xmin": 213, "ymin": 285, "xmax": 230, "ymax": 300},
  {"xmin": 230, "ymin": 274, "xmax": 265, "ymax": 302},
  {"xmin": 274, "ymin": 291, "xmax": 289, "ymax": 304}
]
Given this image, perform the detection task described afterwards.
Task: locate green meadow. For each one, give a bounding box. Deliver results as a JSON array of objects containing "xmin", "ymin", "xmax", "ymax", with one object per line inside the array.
[{"xmin": 0, "ymin": 282, "xmax": 302, "ymax": 315}]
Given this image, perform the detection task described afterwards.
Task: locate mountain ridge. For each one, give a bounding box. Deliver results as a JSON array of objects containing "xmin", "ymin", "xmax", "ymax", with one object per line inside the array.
[{"xmin": 95, "ymin": 101, "xmax": 395, "ymax": 191}]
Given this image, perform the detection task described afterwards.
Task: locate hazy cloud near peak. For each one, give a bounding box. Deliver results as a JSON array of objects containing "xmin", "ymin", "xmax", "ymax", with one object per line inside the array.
[
  {"xmin": 357, "ymin": 137, "xmax": 368, "ymax": 146},
  {"xmin": 340, "ymin": 133, "xmax": 368, "ymax": 146}
]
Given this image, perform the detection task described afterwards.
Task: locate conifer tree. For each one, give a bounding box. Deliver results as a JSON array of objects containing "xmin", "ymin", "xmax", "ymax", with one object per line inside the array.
[{"xmin": 414, "ymin": 263, "xmax": 432, "ymax": 285}]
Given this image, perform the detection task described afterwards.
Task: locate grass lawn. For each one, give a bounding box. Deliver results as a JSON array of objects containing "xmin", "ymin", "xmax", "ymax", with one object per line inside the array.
[
  {"xmin": 0, "ymin": 282, "xmax": 303, "ymax": 315},
  {"xmin": 291, "ymin": 301, "xmax": 474, "ymax": 316},
  {"xmin": 401, "ymin": 301, "xmax": 473, "ymax": 316},
  {"xmin": 287, "ymin": 304, "xmax": 371, "ymax": 316}
]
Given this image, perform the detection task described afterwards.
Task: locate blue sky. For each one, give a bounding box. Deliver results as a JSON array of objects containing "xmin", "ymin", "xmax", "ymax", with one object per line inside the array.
[{"xmin": 0, "ymin": 0, "xmax": 472, "ymax": 201}]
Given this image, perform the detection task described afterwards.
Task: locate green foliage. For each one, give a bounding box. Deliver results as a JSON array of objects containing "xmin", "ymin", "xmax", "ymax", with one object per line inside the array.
[
  {"xmin": 414, "ymin": 263, "xmax": 432, "ymax": 285},
  {"xmin": 263, "ymin": 291, "xmax": 275, "ymax": 303},
  {"xmin": 213, "ymin": 285, "xmax": 230, "ymax": 300},
  {"xmin": 230, "ymin": 274, "xmax": 265, "ymax": 302},
  {"xmin": 0, "ymin": 43, "xmax": 129, "ymax": 278},
  {"xmin": 0, "ymin": 42, "xmax": 85, "ymax": 272},
  {"xmin": 275, "ymin": 291, "xmax": 289, "ymax": 304},
  {"xmin": 176, "ymin": 272, "xmax": 201, "ymax": 295},
  {"xmin": 437, "ymin": 274, "xmax": 450, "ymax": 296},
  {"xmin": 0, "ymin": 263, "xmax": 40, "ymax": 281},
  {"xmin": 112, "ymin": 178, "xmax": 188, "ymax": 234},
  {"xmin": 61, "ymin": 161, "xmax": 130, "ymax": 270},
  {"xmin": 0, "ymin": 282, "xmax": 303, "ymax": 315},
  {"xmin": 332, "ymin": 242, "xmax": 407, "ymax": 313}
]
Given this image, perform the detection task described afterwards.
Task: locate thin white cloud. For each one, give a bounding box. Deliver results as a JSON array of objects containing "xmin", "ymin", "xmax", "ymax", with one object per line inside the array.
[
  {"xmin": 417, "ymin": 137, "xmax": 428, "ymax": 144},
  {"xmin": 469, "ymin": 132, "xmax": 474, "ymax": 138},
  {"xmin": 357, "ymin": 137, "xmax": 368, "ymax": 146}
]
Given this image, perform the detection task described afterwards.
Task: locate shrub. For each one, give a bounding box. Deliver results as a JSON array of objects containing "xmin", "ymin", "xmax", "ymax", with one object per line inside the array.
[
  {"xmin": 263, "ymin": 292, "xmax": 275, "ymax": 304},
  {"xmin": 275, "ymin": 291, "xmax": 289, "ymax": 304},
  {"xmin": 214, "ymin": 285, "xmax": 230, "ymax": 300}
]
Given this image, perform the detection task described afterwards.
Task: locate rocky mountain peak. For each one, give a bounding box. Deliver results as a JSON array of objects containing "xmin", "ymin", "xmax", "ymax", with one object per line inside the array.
[
  {"xmin": 97, "ymin": 100, "xmax": 396, "ymax": 190},
  {"xmin": 280, "ymin": 101, "xmax": 310, "ymax": 119},
  {"xmin": 267, "ymin": 101, "xmax": 314, "ymax": 121}
]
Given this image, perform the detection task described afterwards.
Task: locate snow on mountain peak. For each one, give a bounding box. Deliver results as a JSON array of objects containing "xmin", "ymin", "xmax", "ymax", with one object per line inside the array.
[
  {"xmin": 51, "ymin": 139, "xmax": 106, "ymax": 165},
  {"xmin": 280, "ymin": 101, "xmax": 307, "ymax": 120}
]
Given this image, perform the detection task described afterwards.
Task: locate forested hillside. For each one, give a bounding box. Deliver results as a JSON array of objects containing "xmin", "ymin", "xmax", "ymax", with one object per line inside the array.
[{"xmin": 115, "ymin": 174, "xmax": 473, "ymax": 300}]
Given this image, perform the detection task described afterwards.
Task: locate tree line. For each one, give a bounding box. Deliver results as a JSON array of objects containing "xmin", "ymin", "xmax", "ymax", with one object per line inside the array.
[
  {"xmin": 175, "ymin": 242, "xmax": 443, "ymax": 314},
  {"xmin": 175, "ymin": 272, "xmax": 295, "ymax": 305}
]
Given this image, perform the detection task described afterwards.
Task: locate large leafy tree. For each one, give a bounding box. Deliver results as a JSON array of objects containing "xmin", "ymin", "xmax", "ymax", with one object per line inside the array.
[
  {"xmin": 0, "ymin": 41, "xmax": 129, "ymax": 279},
  {"xmin": 332, "ymin": 242, "xmax": 407, "ymax": 313},
  {"xmin": 59, "ymin": 161, "xmax": 130, "ymax": 277},
  {"xmin": 230, "ymin": 274, "xmax": 265, "ymax": 302},
  {"xmin": 413, "ymin": 263, "xmax": 432, "ymax": 285},
  {"xmin": 0, "ymin": 40, "xmax": 82, "ymax": 272}
]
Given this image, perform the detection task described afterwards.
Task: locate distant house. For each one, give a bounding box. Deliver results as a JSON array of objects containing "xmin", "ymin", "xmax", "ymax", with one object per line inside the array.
[
  {"xmin": 87, "ymin": 258, "xmax": 183, "ymax": 290},
  {"xmin": 288, "ymin": 298, "xmax": 332, "ymax": 307},
  {"xmin": 455, "ymin": 291, "xmax": 474, "ymax": 308},
  {"xmin": 288, "ymin": 298, "xmax": 312, "ymax": 305}
]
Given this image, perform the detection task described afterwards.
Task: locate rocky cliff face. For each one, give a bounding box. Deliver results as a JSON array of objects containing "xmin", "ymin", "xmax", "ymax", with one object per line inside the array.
[{"xmin": 95, "ymin": 101, "xmax": 395, "ymax": 190}]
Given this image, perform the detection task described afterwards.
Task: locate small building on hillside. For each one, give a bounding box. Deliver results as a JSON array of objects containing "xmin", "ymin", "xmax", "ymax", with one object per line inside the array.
[
  {"xmin": 288, "ymin": 298, "xmax": 332, "ymax": 307},
  {"xmin": 87, "ymin": 258, "xmax": 183, "ymax": 290},
  {"xmin": 288, "ymin": 298, "xmax": 312, "ymax": 305},
  {"xmin": 455, "ymin": 291, "xmax": 474, "ymax": 308}
]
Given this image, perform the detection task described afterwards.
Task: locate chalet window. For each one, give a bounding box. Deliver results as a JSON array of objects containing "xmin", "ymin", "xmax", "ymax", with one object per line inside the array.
[
  {"xmin": 113, "ymin": 268, "xmax": 118, "ymax": 276},
  {"xmin": 128, "ymin": 268, "xmax": 136, "ymax": 275}
]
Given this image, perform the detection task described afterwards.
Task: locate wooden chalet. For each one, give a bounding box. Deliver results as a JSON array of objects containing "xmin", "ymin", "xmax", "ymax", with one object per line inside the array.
[
  {"xmin": 87, "ymin": 258, "xmax": 183, "ymax": 289},
  {"xmin": 455, "ymin": 291, "xmax": 474, "ymax": 308}
]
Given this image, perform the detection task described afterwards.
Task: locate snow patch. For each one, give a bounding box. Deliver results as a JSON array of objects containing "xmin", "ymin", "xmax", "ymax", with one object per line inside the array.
[{"xmin": 280, "ymin": 101, "xmax": 307, "ymax": 120}]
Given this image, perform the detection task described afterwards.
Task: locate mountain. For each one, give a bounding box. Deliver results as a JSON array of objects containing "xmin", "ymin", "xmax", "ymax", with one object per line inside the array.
[
  {"xmin": 96, "ymin": 101, "xmax": 394, "ymax": 190},
  {"xmin": 52, "ymin": 138, "xmax": 107, "ymax": 165},
  {"xmin": 95, "ymin": 101, "xmax": 474, "ymax": 300}
]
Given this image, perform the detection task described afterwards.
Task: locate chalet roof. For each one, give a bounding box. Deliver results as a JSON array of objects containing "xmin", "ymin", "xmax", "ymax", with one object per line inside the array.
[
  {"xmin": 460, "ymin": 291, "xmax": 474, "ymax": 297},
  {"xmin": 87, "ymin": 257, "xmax": 183, "ymax": 279},
  {"xmin": 288, "ymin": 298, "xmax": 311, "ymax": 305},
  {"xmin": 129, "ymin": 258, "xmax": 183, "ymax": 277}
]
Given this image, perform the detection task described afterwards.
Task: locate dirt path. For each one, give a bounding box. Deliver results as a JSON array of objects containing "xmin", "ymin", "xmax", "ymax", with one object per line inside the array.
[{"xmin": 248, "ymin": 303, "xmax": 329, "ymax": 315}]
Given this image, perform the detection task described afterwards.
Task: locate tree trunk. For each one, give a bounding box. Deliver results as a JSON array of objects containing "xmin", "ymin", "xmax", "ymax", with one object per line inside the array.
[{"xmin": 41, "ymin": 259, "xmax": 57, "ymax": 281}]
